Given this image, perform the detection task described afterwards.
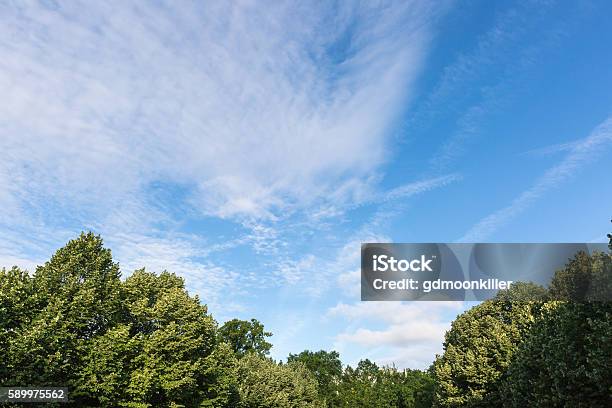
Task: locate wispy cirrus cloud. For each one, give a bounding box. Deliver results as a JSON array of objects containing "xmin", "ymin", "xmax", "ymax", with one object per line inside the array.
[
  {"xmin": 0, "ymin": 0, "xmax": 441, "ymax": 223},
  {"xmin": 268, "ymin": 174, "xmax": 461, "ymax": 293},
  {"xmin": 520, "ymin": 140, "xmax": 582, "ymax": 157},
  {"xmin": 106, "ymin": 230, "xmax": 251, "ymax": 316},
  {"xmin": 408, "ymin": 0, "xmax": 565, "ymax": 173},
  {"xmin": 459, "ymin": 116, "xmax": 612, "ymax": 242},
  {"xmin": 0, "ymin": 0, "xmax": 450, "ymax": 319}
]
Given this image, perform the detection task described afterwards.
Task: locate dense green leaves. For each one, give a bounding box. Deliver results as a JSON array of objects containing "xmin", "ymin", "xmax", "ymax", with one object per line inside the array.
[
  {"xmin": 287, "ymin": 350, "xmax": 342, "ymax": 406},
  {"xmin": 0, "ymin": 233, "xmax": 237, "ymax": 407},
  {"xmin": 334, "ymin": 359, "xmax": 434, "ymax": 408},
  {"xmin": 503, "ymin": 250, "xmax": 612, "ymax": 407},
  {"xmin": 432, "ymin": 283, "xmax": 547, "ymax": 407},
  {"xmin": 8, "ymin": 233, "xmax": 124, "ymax": 388},
  {"xmin": 0, "ymin": 266, "xmax": 34, "ymax": 383},
  {"xmin": 433, "ymin": 249, "xmax": 612, "ymax": 408},
  {"xmin": 549, "ymin": 250, "xmax": 612, "ymax": 301},
  {"xmin": 2, "ymin": 231, "xmax": 611, "ymax": 407},
  {"xmin": 0, "ymin": 233, "xmax": 344, "ymax": 407},
  {"xmin": 236, "ymin": 353, "xmax": 322, "ymax": 408},
  {"xmin": 284, "ymin": 352, "xmax": 435, "ymax": 408},
  {"xmin": 218, "ymin": 318, "xmax": 273, "ymax": 358},
  {"xmin": 503, "ymin": 301, "xmax": 612, "ymax": 407}
]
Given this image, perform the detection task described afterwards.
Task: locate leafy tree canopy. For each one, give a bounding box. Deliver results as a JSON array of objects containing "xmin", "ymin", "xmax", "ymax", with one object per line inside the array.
[
  {"xmin": 1, "ymin": 233, "xmax": 237, "ymax": 407},
  {"xmin": 503, "ymin": 250, "xmax": 612, "ymax": 407},
  {"xmin": 236, "ymin": 353, "xmax": 323, "ymax": 408},
  {"xmin": 1, "ymin": 232, "xmax": 441, "ymax": 407},
  {"xmin": 218, "ymin": 318, "xmax": 273, "ymax": 358},
  {"xmin": 549, "ymin": 250, "xmax": 612, "ymax": 301},
  {"xmin": 287, "ymin": 350, "xmax": 342, "ymax": 406},
  {"xmin": 432, "ymin": 282, "xmax": 547, "ymax": 407}
]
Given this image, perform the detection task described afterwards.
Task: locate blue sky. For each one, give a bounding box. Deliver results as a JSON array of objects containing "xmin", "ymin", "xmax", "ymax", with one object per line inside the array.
[{"xmin": 1, "ymin": 0, "xmax": 611, "ymax": 369}]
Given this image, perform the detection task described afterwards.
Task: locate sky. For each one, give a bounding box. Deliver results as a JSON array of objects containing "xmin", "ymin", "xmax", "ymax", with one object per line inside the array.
[{"xmin": 1, "ymin": 0, "xmax": 611, "ymax": 369}]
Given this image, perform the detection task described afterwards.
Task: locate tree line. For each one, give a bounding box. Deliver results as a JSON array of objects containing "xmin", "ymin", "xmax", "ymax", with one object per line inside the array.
[
  {"xmin": 433, "ymin": 223, "xmax": 612, "ymax": 407},
  {"xmin": 0, "ymin": 227, "xmax": 611, "ymax": 407},
  {"xmin": 0, "ymin": 233, "xmax": 433, "ymax": 407}
]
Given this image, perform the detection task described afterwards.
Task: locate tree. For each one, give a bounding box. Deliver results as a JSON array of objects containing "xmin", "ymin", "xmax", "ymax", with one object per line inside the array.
[
  {"xmin": 432, "ymin": 282, "xmax": 547, "ymax": 407},
  {"xmin": 607, "ymin": 218, "xmax": 611, "ymax": 250},
  {"xmin": 335, "ymin": 359, "xmax": 430, "ymax": 408},
  {"xmin": 503, "ymin": 301, "xmax": 612, "ymax": 407},
  {"xmin": 218, "ymin": 318, "xmax": 272, "ymax": 358},
  {"xmin": 339, "ymin": 364, "xmax": 434, "ymax": 408},
  {"xmin": 8, "ymin": 232, "xmax": 124, "ymax": 388},
  {"xmin": 433, "ymin": 229, "xmax": 612, "ymax": 407},
  {"xmin": 287, "ymin": 350, "xmax": 342, "ymax": 407},
  {"xmin": 286, "ymin": 351, "xmax": 434, "ymax": 408},
  {"xmin": 76, "ymin": 268, "xmax": 237, "ymax": 407},
  {"xmin": 503, "ymin": 251, "xmax": 612, "ymax": 407},
  {"xmin": 1, "ymin": 233, "xmax": 238, "ymax": 407},
  {"xmin": 0, "ymin": 232, "xmax": 454, "ymax": 407},
  {"xmin": 336, "ymin": 359, "xmax": 393, "ymax": 407},
  {"xmin": 390, "ymin": 368, "xmax": 435, "ymax": 408},
  {"xmin": 235, "ymin": 353, "xmax": 323, "ymax": 408},
  {"xmin": 0, "ymin": 266, "xmax": 34, "ymax": 384},
  {"xmin": 548, "ymin": 250, "xmax": 612, "ymax": 301}
]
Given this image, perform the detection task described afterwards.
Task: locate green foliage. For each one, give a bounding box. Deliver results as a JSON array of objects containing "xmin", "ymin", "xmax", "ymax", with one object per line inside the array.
[
  {"xmin": 8, "ymin": 233, "xmax": 124, "ymax": 388},
  {"xmin": 8, "ymin": 231, "xmax": 610, "ymax": 407},
  {"xmin": 337, "ymin": 359, "xmax": 393, "ymax": 407},
  {"xmin": 0, "ymin": 233, "xmax": 237, "ymax": 407},
  {"xmin": 287, "ymin": 350, "xmax": 342, "ymax": 406},
  {"xmin": 503, "ymin": 251, "xmax": 612, "ymax": 407},
  {"xmin": 433, "ymin": 246, "xmax": 612, "ymax": 408},
  {"xmin": 432, "ymin": 283, "xmax": 546, "ymax": 407},
  {"xmin": 218, "ymin": 318, "xmax": 273, "ymax": 358},
  {"xmin": 336, "ymin": 359, "xmax": 434, "ymax": 408},
  {"xmin": 0, "ymin": 266, "xmax": 34, "ymax": 384},
  {"xmin": 236, "ymin": 353, "xmax": 323, "ymax": 408},
  {"xmin": 2, "ymin": 233, "xmax": 348, "ymax": 407},
  {"xmin": 503, "ymin": 301, "xmax": 612, "ymax": 407},
  {"xmin": 549, "ymin": 250, "xmax": 612, "ymax": 301},
  {"xmin": 396, "ymin": 369, "xmax": 435, "ymax": 408},
  {"xmin": 76, "ymin": 268, "xmax": 230, "ymax": 407},
  {"xmin": 492, "ymin": 281, "xmax": 548, "ymax": 303}
]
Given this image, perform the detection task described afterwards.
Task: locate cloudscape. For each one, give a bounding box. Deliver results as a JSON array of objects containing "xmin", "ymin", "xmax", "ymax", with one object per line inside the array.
[{"xmin": 1, "ymin": 0, "xmax": 611, "ymax": 378}]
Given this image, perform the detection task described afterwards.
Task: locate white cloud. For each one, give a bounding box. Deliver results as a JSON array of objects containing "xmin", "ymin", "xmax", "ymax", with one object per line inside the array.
[
  {"xmin": 0, "ymin": 254, "xmax": 40, "ymax": 273},
  {"xmin": 105, "ymin": 230, "xmax": 254, "ymax": 316},
  {"xmin": 460, "ymin": 116, "xmax": 612, "ymax": 242},
  {"xmin": 271, "ymin": 230, "xmax": 390, "ymax": 295},
  {"xmin": 328, "ymin": 301, "xmax": 466, "ymax": 368},
  {"xmin": 336, "ymin": 322, "xmax": 449, "ymax": 347},
  {"xmin": 275, "ymin": 254, "xmax": 317, "ymax": 285},
  {"xmin": 337, "ymin": 269, "xmax": 361, "ymax": 298},
  {"xmin": 328, "ymin": 301, "xmax": 462, "ymax": 325},
  {"xmin": 0, "ymin": 1, "xmax": 446, "ymax": 311},
  {"xmin": 0, "ymin": 0, "xmax": 439, "ymax": 222},
  {"xmin": 271, "ymin": 174, "xmax": 461, "ymax": 292}
]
